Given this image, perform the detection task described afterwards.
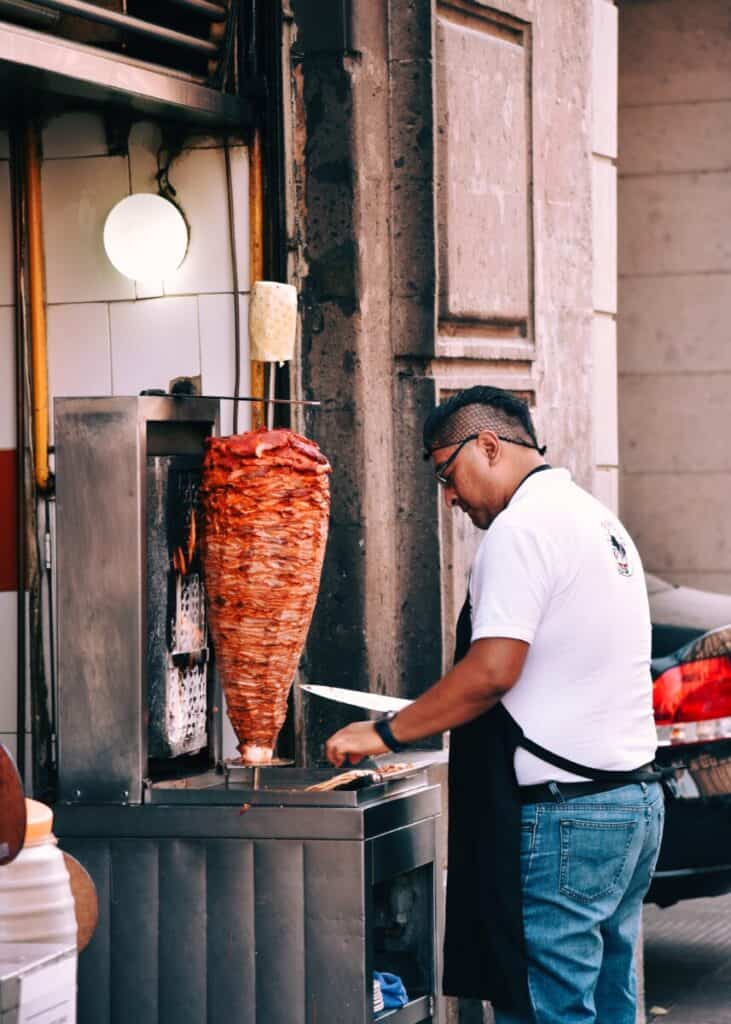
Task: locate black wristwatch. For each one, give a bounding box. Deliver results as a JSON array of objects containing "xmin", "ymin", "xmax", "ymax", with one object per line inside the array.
[{"xmin": 374, "ymin": 712, "xmax": 409, "ymax": 753}]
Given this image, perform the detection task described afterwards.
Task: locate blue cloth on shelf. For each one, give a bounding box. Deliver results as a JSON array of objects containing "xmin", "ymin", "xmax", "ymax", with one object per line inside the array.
[{"xmin": 373, "ymin": 971, "xmax": 408, "ymax": 1010}]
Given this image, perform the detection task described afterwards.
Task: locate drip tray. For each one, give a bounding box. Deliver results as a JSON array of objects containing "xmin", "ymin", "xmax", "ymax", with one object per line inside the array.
[{"xmin": 143, "ymin": 763, "xmax": 427, "ymax": 806}]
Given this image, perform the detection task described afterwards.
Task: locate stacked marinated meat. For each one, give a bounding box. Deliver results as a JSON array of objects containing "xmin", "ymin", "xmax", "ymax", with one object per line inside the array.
[{"xmin": 200, "ymin": 428, "xmax": 331, "ymax": 762}]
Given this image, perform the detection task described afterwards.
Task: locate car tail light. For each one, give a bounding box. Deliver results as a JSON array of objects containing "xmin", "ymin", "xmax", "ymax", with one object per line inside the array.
[
  {"xmin": 653, "ymin": 656, "xmax": 731, "ymax": 725},
  {"xmin": 652, "ymin": 624, "xmax": 731, "ymax": 727}
]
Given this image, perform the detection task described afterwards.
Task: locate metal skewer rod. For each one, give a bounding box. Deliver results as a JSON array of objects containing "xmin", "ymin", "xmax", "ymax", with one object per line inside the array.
[
  {"xmin": 151, "ymin": 390, "xmax": 321, "ymax": 407},
  {"xmin": 266, "ymin": 366, "xmax": 276, "ymax": 430},
  {"xmin": 210, "ymin": 394, "xmax": 320, "ymax": 406}
]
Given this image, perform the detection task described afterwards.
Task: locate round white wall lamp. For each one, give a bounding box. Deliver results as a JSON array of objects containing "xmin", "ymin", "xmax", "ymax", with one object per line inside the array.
[{"xmin": 103, "ymin": 193, "xmax": 188, "ymax": 283}]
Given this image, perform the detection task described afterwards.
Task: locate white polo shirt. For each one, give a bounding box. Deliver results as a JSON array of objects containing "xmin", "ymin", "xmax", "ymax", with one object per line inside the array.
[{"xmin": 469, "ymin": 468, "xmax": 657, "ymax": 786}]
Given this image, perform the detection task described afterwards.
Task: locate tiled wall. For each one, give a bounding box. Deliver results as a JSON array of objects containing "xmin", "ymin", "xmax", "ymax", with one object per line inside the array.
[
  {"xmin": 618, "ymin": 0, "xmax": 731, "ymax": 593},
  {"xmin": 0, "ymin": 111, "xmax": 251, "ymax": 764}
]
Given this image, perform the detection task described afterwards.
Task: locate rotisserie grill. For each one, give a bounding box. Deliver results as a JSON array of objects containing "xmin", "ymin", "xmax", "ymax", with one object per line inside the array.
[
  {"xmin": 201, "ymin": 428, "xmax": 331, "ymax": 763},
  {"xmin": 53, "ymin": 398, "xmax": 440, "ymax": 1024}
]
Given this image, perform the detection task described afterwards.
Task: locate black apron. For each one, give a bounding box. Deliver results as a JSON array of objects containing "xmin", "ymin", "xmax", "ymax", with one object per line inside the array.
[{"xmin": 442, "ymin": 582, "xmax": 662, "ymax": 1015}]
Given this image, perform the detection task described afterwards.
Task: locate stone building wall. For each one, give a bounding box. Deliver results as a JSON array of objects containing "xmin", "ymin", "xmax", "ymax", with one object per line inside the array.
[
  {"xmin": 618, "ymin": 0, "xmax": 731, "ymax": 593},
  {"xmin": 285, "ymin": 4, "xmax": 613, "ymax": 1019},
  {"xmin": 288, "ymin": 0, "xmax": 599, "ymax": 747}
]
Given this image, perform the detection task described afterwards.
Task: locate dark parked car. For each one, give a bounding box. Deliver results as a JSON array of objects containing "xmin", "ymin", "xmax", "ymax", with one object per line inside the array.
[{"xmin": 646, "ymin": 574, "xmax": 731, "ymax": 907}]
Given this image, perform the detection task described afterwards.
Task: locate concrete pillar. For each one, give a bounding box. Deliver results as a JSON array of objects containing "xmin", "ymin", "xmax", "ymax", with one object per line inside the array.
[
  {"xmin": 591, "ymin": 0, "xmax": 619, "ymax": 514},
  {"xmin": 591, "ymin": 7, "xmax": 648, "ymax": 1021},
  {"xmin": 287, "ymin": 0, "xmax": 408, "ymax": 762}
]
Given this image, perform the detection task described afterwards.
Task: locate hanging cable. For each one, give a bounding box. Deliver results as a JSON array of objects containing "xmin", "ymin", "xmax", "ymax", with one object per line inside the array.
[
  {"xmin": 155, "ymin": 133, "xmax": 190, "ymax": 229},
  {"xmin": 43, "ymin": 495, "xmax": 57, "ymax": 771}
]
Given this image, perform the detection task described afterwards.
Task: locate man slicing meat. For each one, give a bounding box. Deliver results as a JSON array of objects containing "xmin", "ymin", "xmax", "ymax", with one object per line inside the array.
[{"xmin": 325, "ymin": 385, "xmax": 663, "ymax": 1024}]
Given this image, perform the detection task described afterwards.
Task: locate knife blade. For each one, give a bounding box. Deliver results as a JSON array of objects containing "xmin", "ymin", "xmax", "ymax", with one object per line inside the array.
[{"xmin": 299, "ymin": 683, "xmax": 412, "ymax": 714}]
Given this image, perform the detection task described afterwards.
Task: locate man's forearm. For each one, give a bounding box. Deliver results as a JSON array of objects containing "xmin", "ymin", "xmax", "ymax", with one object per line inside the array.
[{"xmin": 388, "ymin": 640, "xmax": 525, "ymax": 745}]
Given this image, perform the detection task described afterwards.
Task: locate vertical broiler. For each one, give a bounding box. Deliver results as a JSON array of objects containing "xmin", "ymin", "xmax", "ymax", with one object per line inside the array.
[
  {"xmin": 53, "ymin": 395, "xmax": 441, "ymax": 1024},
  {"xmin": 55, "ymin": 395, "xmax": 221, "ymax": 803}
]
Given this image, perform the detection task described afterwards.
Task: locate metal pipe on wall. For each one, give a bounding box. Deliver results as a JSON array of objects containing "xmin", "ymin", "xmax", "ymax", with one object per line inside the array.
[
  {"xmin": 20, "ymin": 120, "xmax": 53, "ymax": 796},
  {"xmin": 23, "ymin": 122, "xmax": 49, "ymax": 493}
]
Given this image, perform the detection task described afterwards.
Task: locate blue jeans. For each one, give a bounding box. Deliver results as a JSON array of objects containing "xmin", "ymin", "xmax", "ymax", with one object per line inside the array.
[{"xmin": 495, "ymin": 782, "xmax": 664, "ymax": 1024}]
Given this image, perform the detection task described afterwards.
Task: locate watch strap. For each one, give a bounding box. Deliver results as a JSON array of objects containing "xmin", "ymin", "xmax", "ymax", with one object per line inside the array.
[{"xmin": 374, "ymin": 714, "xmax": 408, "ymax": 753}]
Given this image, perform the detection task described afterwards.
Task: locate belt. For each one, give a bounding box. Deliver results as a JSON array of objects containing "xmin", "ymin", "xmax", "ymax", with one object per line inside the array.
[{"xmin": 519, "ymin": 763, "xmax": 657, "ymax": 806}]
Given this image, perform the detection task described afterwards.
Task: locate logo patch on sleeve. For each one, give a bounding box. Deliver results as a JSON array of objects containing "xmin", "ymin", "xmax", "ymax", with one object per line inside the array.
[{"xmin": 602, "ymin": 520, "xmax": 633, "ymax": 577}]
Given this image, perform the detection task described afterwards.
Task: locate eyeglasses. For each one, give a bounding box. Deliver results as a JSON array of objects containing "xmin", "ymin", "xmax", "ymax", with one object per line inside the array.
[
  {"xmin": 432, "ymin": 433, "xmax": 542, "ymax": 487},
  {"xmin": 434, "ymin": 434, "xmax": 478, "ymax": 487}
]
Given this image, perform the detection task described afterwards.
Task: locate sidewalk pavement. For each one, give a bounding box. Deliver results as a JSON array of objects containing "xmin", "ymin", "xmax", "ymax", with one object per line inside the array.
[{"xmin": 643, "ymin": 893, "xmax": 731, "ymax": 1024}]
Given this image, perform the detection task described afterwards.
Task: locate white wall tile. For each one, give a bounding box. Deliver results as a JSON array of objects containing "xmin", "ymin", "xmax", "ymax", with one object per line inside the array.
[
  {"xmin": 128, "ymin": 120, "xmax": 161, "ymax": 195},
  {"xmin": 161, "ymin": 147, "xmax": 234, "ymax": 296},
  {"xmin": 43, "ymin": 113, "xmax": 108, "ymax": 159},
  {"xmin": 47, "ymin": 303, "xmax": 112, "ymax": 439},
  {"xmin": 42, "ymin": 155, "xmax": 135, "ymax": 304},
  {"xmin": 229, "ymin": 146, "xmax": 250, "ymax": 293},
  {"xmin": 592, "ymin": 313, "xmax": 618, "ymax": 466},
  {"xmin": 128, "ymin": 123, "xmax": 240, "ymax": 174},
  {"xmin": 198, "ymin": 293, "xmax": 251, "ymax": 436},
  {"xmin": 592, "ymin": 0, "xmax": 618, "ymax": 159},
  {"xmin": 129, "ymin": 130, "xmax": 249, "ymax": 295},
  {"xmin": 183, "ymin": 132, "xmax": 244, "ymax": 150},
  {"xmin": 0, "ymin": 307, "xmax": 15, "ymax": 448},
  {"xmin": 110, "ymin": 296, "xmax": 200, "ymax": 396},
  {"xmin": 0, "ymin": 592, "xmax": 17, "ymax": 732},
  {"xmin": 135, "ymin": 279, "xmax": 164, "ymax": 300},
  {"xmin": 0, "ymin": 161, "xmax": 14, "ymax": 305},
  {"xmin": 592, "ymin": 157, "xmax": 617, "ymax": 314}
]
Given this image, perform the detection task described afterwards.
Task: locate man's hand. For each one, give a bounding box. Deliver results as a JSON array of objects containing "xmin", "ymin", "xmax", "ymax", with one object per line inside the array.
[
  {"xmin": 324, "ymin": 638, "xmax": 527, "ymax": 764},
  {"xmin": 325, "ymin": 721, "xmax": 389, "ymax": 768}
]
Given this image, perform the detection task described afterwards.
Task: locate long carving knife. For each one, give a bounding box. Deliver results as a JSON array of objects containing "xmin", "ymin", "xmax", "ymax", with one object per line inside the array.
[{"xmin": 299, "ymin": 683, "xmax": 412, "ymax": 714}]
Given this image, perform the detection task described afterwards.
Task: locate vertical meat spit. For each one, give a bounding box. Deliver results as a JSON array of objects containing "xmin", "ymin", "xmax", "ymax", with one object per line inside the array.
[{"xmin": 201, "ymin": 428, "xmax": 330, "ymax": 763}]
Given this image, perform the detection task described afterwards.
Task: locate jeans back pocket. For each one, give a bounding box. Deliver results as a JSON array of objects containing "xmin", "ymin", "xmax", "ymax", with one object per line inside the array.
[{"xmin": 559, "ymin": 818, "xmax": 638, "ymax": 903}]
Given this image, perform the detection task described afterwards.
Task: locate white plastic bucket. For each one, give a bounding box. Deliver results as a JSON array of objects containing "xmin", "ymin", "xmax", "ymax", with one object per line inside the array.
[{"xmin": 0, "ymin": 799, "xmax": 77, "ymax": 945}]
